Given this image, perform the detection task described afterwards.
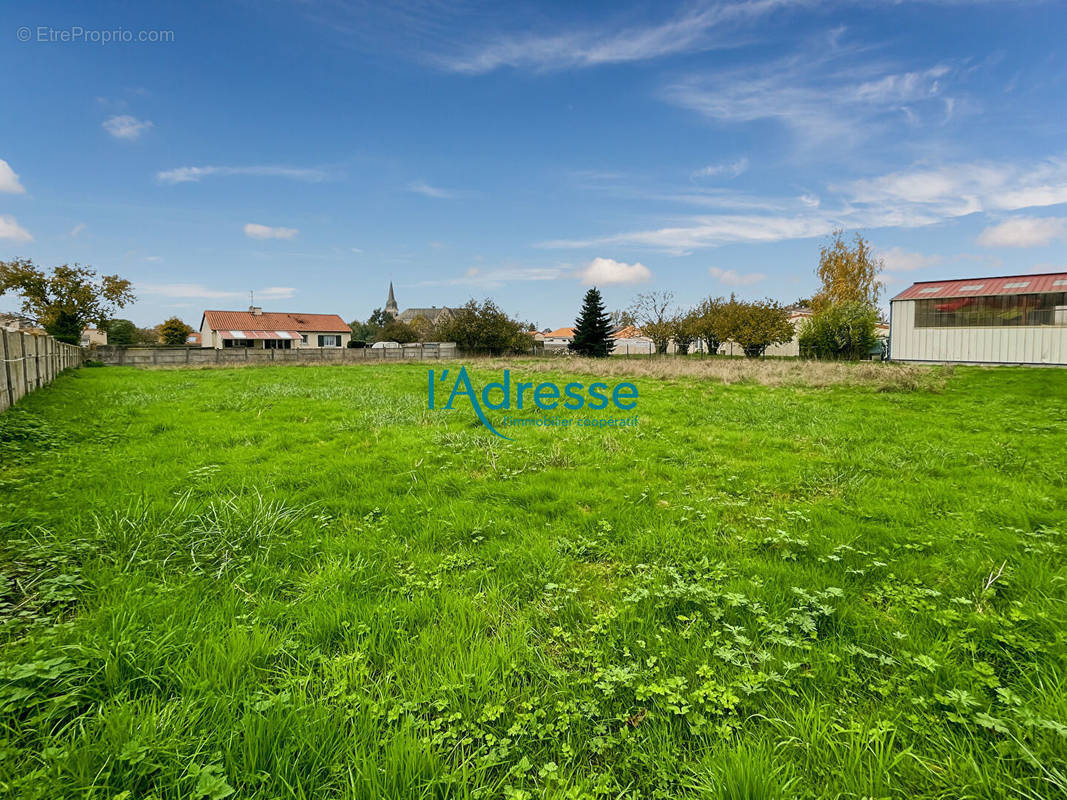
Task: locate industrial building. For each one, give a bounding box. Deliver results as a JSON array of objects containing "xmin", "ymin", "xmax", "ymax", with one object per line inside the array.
[{"xmin": 889, "ymin": 271, "xmax": 1067, "ymax": 365}]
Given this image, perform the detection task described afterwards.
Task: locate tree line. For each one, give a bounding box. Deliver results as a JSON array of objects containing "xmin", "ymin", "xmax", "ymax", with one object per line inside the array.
[
  {"xmin": 348, "ymin": 299, "xmax": 536, "ymax": 354},
  {"xmin": 568, "ymin": 230, "xmax": 885, "ymax": 359}
]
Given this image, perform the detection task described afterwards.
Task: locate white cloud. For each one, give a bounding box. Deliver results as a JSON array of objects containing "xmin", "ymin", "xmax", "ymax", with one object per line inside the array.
[
  {"xmin": 542, "ymin": 156, "xmax": 1067, "ymax": 253},
  {"xmin": 416, "ymin": 265, "xmax": 563, "ymax": 288},
  {"xmin": 842, "ymin": 159, "xmax": 1067, "ymax": 216},
  {"xmin": 407, "ymin": 181, "xmax": 458, "ymax": 199},
  {"xmin": 577, "ymin": 257, "xmax": 652, "ymax": 286},
  {"xmin": 0, "ymin": 215, "xmax": 32, "ymax": 242},
  {"xmin": 879, "ymin": 247, "xmax": 940, "ymax": 272},
  {"xmin": 544, "ymin": 215, "xmax": 833, "ymax": 254},
  {"xmin": 69, "ymin": 223, "xmax": 87, "ymax": 237},
  {"xmin": 977, "ymin": 217, "xmax": 1067, "ymax": 248},
  {"xmin": 157, "ymin": 165, "xmax": 331, "ymax": 184},
  {"xmin": 692, "ymin": 158, "xmax": 749, "ymax": 180},
  {"xmin": 437, "ymin": 0, "xmax": 799, "ymax": 74},
  {"xmin": 140, "ymin": 283, "xmax": 296, "ymax": 300},
  {"xmin": 102, "ymin": 115, "xmax": 154, "ymax": 140},
  {"xmin": 350, "ymin": 247, "xmax": 364, "ymax": 253},
  {"xmin": 664, "ymin": 43, "xmax": 958, "ymax": 147},
  {"xmin": 244, "ymin": 223, "xmax": 299, "ymax": 240},
  {"xmin": 708, "ymin": 266, "xmax": 765, "ymax": 286},
  {"xmin": 0, "ymin": 159, "xmax": 26, "ymax": 194}
]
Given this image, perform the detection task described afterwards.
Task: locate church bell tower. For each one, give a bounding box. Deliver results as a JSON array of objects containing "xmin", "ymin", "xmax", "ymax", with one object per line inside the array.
[{"xmin": 385, "ymin": 282, "xmax": 399, "ymax": 316}]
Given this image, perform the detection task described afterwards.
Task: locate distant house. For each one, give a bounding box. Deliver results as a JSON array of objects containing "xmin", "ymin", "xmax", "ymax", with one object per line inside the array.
[
  {"xmin": 0, "ymin": 312, "xmax": 38, "ymax": 332},
  {"xmin": 186, "ymin": 332, "xmax": 202, "ymax": 345},
  {"xmin": 610, "ymin": 325, "xmax": 655, "ymax": 355},
  {"xmin": 80, "ymin": 328, "xmax": 108, "ymax": 347},
  {"xmin": 199, "ymin": 307, "xmax": 350, "ymax": 349},
  {"xmin": 543, "ymin": 327, "xmax": 575, "ymax": 351}
]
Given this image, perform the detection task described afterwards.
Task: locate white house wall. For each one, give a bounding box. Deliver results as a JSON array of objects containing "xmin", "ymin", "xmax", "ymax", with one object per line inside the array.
[{"xmin": 890, "ymin": 300, "xmax": 1067, "ymax": 365}]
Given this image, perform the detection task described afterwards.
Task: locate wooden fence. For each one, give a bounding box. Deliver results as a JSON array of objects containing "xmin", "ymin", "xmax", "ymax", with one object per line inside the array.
[{"xmin": 1, "ymin": 330, "xmax": 84, "ymax": 412}]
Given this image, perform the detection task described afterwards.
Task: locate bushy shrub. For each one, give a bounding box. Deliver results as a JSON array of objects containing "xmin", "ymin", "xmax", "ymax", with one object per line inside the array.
[
  {"xmin": 798, "ymin": 302, "xmax": 880, "ymax": 360},
  {"xmin": 434, "ymin": 299, "xmax": 531, "ymax": 354}
]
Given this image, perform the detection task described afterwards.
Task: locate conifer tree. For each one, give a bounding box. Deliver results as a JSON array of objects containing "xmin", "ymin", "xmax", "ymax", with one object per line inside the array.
[{"xmin": 569, "ymin": 287, "xmax": 615, "ymax": 357}]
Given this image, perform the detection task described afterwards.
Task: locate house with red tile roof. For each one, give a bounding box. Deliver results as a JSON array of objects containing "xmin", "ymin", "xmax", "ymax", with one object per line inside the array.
[
  {"xmin": 199, "ymin": 307, "xmax": 350, "ymax": 350},
  {"xmin": 542, "ymin": 327, "xmax": 575, "ymax": 351}
]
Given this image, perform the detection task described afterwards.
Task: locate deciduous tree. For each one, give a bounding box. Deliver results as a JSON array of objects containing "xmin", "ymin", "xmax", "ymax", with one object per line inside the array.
[
  {"xmin": 376, "ymin": 319, "xmax": 419, "ymax": 344},
  {"xmin": 813, "ymin": 230, "xmax": 884, "ymax": 311},
  {"xmin": 671, "ymin": 310, "xmax": 699, "ymax": 355},
  {"xmin": 434, "ymin": 299, "xmax": 530, "ymax": 354},
  {"xmin": 715, "ymin": 295, "xmax": 793, "ymax": 358},
  {"xmin": 0, "ymin": 259, "xmax": 134, "ymax": 344},
  {"xmin": 630, "ymin": 291, "xmax": 675, "ymax": 354},
  {"xmin": 104, "ymin": 318, "xmax": 137, "ymax": 346},
  {"xmin": 159, "ymin": 317, "xmax": 193, "ymax": 346},
  {"xmin": 690, "ymin": 296, "xmax": 726, "ymax": 355}
]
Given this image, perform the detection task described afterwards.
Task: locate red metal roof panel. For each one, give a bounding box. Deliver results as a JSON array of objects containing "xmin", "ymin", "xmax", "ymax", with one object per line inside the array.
[{"xmin": 892, "ymin": 271, "xmax": 1067, "ymax": 301}]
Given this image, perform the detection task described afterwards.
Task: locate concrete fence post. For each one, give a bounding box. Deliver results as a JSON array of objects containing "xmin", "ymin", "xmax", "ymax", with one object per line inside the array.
[
  {"xmin": 1, "ymin": 331, "xmax": 13, "ymax": 410},
  {"xmin": 18, "ymin": 334, "xmax": 29, "ymax": 395}
]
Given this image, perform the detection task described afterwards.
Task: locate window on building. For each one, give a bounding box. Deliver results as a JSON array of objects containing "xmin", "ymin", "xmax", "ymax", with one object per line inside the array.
[
  {"xmin": 300, "ymin": 334, "xmax": 308, "ymax": 344},
  {"xmin": 223, "ymin": 338, "xmax": 254, "ymax": 347},
  {"xmin": 263, "ymin": 339, "xmax": 292, "ymax": 349},
  {"xmin": 913, "ymin": 292, "xmax": 1067, "ymax": 328},
  {"xmin": 317, "ymin": 334, "xmax": 341, "ymax": 347}
]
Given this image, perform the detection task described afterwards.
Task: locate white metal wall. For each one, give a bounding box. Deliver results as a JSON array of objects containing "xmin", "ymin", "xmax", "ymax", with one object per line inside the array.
[{"xmin": 890, "ymin": 300, "xmax": 1067, "ymax": 364}]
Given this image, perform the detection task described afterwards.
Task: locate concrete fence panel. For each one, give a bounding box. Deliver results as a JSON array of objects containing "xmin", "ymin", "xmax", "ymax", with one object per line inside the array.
[
  {"xmin": 91, "ymin": 343, "xmax": 460, "ymax": 368},
  {"xmin": 0, "ymin": 330, "xmax": 84, "ymax": 412}
]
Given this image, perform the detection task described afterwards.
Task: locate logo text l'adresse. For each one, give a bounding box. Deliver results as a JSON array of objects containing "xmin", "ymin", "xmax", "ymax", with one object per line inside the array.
[{"xmin": 428, "ymin": 367, "xmax": 637, "ymax": 438}]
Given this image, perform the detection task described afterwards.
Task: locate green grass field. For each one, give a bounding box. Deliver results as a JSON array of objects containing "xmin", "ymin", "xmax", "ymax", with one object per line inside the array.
[{"xmin": 1, "ymin": 362, "xmax": 1065, "ymax": 799}]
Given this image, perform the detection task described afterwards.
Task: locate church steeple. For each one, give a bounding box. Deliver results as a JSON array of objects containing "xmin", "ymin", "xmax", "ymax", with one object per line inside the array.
[{"xmin": 385, "ymin": 282, "xmax": 399, "ymax": 316}]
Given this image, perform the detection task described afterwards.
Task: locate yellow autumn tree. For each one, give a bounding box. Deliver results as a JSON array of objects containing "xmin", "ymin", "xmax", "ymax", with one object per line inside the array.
[{"xmin": 813, "ymin": 230, "xmax": 884, "ymax": 311}]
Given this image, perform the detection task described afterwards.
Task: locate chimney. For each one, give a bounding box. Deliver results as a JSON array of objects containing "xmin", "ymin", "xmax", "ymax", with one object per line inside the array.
[{"xmin": 249, "ymin": 306, "xmax": 262, "ymax": 316}]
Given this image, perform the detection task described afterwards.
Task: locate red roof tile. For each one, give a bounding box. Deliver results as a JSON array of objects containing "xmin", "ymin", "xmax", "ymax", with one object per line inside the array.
[
  {"xmin": 892, "ymin": 271, "xmax": 1067, "ymax": 301},
  {"xmin": 202, "ymin": 310, "xmax": 349, "ymax": 332},
  {"xmin": 546, "ymin": 327, "xmax": 575, "ymax": 338}
]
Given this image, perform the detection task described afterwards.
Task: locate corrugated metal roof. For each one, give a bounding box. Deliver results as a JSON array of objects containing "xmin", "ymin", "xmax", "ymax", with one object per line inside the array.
[
  {"xmin": 202, "ymin": 310, "xmax": 349, "ymax": 332},
  {"xmin": 892, "ymin": 271, "xmax": 1067, "ymax": 301}
]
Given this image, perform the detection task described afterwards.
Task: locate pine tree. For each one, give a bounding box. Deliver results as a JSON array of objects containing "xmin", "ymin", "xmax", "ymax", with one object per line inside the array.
[{"xmin": 569, "ymin": 287, "xmax": 615, "ymax": 357}]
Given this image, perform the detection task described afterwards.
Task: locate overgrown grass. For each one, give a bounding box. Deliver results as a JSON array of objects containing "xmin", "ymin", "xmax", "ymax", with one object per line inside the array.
[{"xmin": 0, "ymin": 362, "xmax": 1064, "ymax": 799}]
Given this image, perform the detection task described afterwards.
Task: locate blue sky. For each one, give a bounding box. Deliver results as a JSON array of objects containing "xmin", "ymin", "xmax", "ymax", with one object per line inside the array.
[{"xmin": 2, "ymin": 0, "xmax": 1066, "ymax": 328}]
